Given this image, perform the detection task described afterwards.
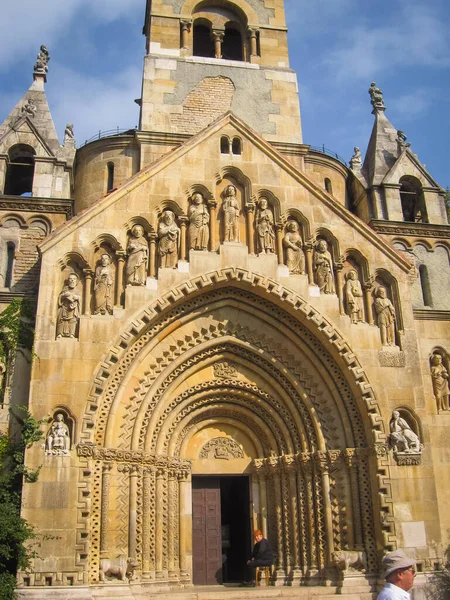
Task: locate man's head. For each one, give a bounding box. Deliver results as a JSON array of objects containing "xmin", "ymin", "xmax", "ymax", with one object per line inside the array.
[
  {"xmin": 382, "ymin": 550, "xmax": 416, "ymax": 591},
  {"xmin": 253, "ymin": 529, "xmax": 263, "ymax": 543}
]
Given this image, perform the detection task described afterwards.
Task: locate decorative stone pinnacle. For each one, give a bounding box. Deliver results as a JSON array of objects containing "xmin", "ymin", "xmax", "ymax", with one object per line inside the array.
[
  {"xmin": 33, "ymin": 45, "xmax": 50, "ymax": 82},
  {"xmin": 368, "ymin": 81, "xmax": 386, "ymax": 113}
]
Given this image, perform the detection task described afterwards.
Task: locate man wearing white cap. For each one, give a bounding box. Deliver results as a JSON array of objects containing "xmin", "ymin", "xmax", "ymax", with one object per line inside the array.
[{"xmin": 377, "ymin": 549, "xmax": 417, "ymax": 599}]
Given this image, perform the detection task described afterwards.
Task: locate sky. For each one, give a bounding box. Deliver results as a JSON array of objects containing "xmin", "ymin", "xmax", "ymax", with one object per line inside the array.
[{"xmin": 0, "ymin": 0, "xmax": 449, "ymax": 187}]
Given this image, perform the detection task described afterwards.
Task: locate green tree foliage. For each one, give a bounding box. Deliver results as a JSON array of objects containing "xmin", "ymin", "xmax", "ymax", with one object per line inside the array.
[
  {"xmin": 0, "ymin": 408, "xmax": 46, "ymax": 600},
  {"xmin": 426, "ymin": 546, "xmax": 450, "ymax": 600}
]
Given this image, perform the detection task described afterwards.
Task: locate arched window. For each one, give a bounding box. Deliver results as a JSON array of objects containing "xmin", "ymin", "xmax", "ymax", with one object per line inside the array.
[
  {"xmin": 220, "ymin": 136, "xmax": 230, "ymax": 154},
  {"xmin": 193, "ymin": 23, "xmax": 215, "ymax": 58},
  {"xmin": 107, "ymin": 162, "xmax": 115, "ymax": 193},
  {"xmin": 222, "ymin": 25, "xmax": 243, "ymax": 61},
  {"xmin": 419, "ymin": 264, "xmax": 433, "ymax": 307},
  {"xmin": 4, "ymin": 145, "xmax": 36, "ymax": 196},
  {"xmin": 232, "ymin": 137, "xmax": 242, "ymax": 155},
  {"xmin": 400, "ymin": 176, "xmax": 428, "ymax": 223},
  {"xmin": 5, "ymin": 242, "xmax": 15, "ymax": 288},
  {"xmin": 324, "ymin": 178, "xmax": 333, "ymax": 194}
]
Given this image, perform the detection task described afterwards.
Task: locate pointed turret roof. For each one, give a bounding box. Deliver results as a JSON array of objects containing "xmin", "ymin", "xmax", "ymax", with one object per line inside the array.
[
  {"xmin": 0, "ymin": 50, "xmax": 60, "ymax": 156},
  {"xmin": 362, "ymin": 83, "xmax": 399, "ymax": 187}
]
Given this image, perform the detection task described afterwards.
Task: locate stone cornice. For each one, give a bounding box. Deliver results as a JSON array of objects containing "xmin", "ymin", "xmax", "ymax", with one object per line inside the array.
[
  {"xmin": 370, "ymin": 220, "xmax": 450, "ymax": 239},
  {"xmin": 0, "ymin": 195, "xmax": 73, "ymax": 218},
  {"xmin": 413, "ymin": 309, "xmax": 450, "ymax": 321}
]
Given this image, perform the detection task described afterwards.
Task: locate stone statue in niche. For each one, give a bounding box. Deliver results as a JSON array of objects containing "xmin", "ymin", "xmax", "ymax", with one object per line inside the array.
[
  {"xmin": 283, "ymin": 221, "xmax": 305, "ymax": 274},
  {"xmin": 374, "ymin": 286, "xmax": 396, "ymax": 346},
  {"xmin": 56, "ymin": 272, "xmax": 81, "ymax": 339},
  {"xmin": 430, "ymin": 354, "xmax": 450, "ymax": 412},
  {"xmin": 368, "ymin": 81, "xmax": 385, "ymax": 110},
  {"xmin": 46, "ymin": 413, "xmax": 71, "ymax": 455},
  {"xmin": 188, "ymin": 192, "xmax": 210, "ymax": 250},
  {"xmin": 158, "ymin": 210, "xmax": 180, "ymax": 268},
  {"xmin": 222, "ymin": 184, "xmax": 240, "ymax": 242},
  {"xmin": 345, "ymin": 270, "xmax": 364, "ymax": 324},
  {"xmin": 94, "ymin": 254, "xmax": 114, "ymax": 315},
  {"xmin": 313, "ymin": 239, "xmax": 335, "ymax": 294},
  {"xmin": 34, "ymin": 45, "xmax": 50, "ymax": 74},
  {"xmin": 256, "ymin": 198, "xmax": 275, "ymax": 254},
  {"xmin": 389, "ymin": 411, "xmax": 421, "ymax": 455},
  {"xmin": 126, "ymin": 225, "xmax": 148, "ymax": 286}
]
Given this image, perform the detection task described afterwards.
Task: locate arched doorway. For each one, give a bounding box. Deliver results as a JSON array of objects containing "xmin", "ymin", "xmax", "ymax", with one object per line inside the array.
[{"xmin": 79, "ymin": 271, "xmax": 388, "ymax": 586}]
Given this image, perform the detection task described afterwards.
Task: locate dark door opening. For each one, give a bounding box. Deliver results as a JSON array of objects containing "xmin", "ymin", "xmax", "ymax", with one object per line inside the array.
[{"xmin": 192, "ymin": 475, "xmax": 251, "ymax": 585}]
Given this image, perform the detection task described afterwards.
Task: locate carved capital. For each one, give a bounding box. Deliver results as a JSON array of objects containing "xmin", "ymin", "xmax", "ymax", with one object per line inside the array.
[{"xmin": 180, "ymin": 19, "xmax": 192, "ymax": 31}]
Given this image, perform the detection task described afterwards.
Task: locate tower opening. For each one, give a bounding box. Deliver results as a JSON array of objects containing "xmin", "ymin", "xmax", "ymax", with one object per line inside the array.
[
  {"xmin": 4, "ymin": 144, "xmax": 36, "ymax": 196},
  {"xmin": 222, "ymin": 26, "xmax": 243, "ymax": 61},
  {"xmin": 400, "ymin": 175, "xmax": 428, "ymax": 223},
  {"xmin": 193, "ymin": 23, "xmax": 215, "ymax": 58}
]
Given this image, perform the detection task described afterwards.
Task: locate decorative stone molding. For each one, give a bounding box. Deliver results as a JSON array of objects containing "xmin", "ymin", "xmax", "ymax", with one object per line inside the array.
[
  {"xmin": 199, "ymin": 437, "xmax": 244, "ymax": 459},
  {"xmin": 213, "ymin": 361, "xmax": 237, "ymax": 379}
]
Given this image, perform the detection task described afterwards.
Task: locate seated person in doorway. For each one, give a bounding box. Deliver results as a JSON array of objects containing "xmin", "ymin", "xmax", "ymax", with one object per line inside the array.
[{"xmin": 241, "ymin": 529, "xmax": 274, "ymax": 586}]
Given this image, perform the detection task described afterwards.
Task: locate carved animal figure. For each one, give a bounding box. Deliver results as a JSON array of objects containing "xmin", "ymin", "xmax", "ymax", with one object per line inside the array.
[
  {"xmin": 332, "ymin": 550, "xmax": 367, "ymax": 576},
  {"xmin": 99, "ymin": 555, "xmax": 138, "ymax": 582}
]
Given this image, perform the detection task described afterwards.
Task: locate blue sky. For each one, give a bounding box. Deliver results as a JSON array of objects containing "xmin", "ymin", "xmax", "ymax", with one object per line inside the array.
[{"xmin": 0, "ymin": 0, "xmax": 449, "ymax": 187}]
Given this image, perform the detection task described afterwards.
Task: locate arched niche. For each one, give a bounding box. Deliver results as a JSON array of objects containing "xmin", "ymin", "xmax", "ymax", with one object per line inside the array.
[
  {"xmin": 399, "ymin": 175, "xmax": 428, "ymax": 223},
  {"xmin": 373, "ymin": 268, "xmax": 403, "ymax": 346},
  {"xmin": 5, "ymin": 144, "xmax": 36, "ymax": 197}
]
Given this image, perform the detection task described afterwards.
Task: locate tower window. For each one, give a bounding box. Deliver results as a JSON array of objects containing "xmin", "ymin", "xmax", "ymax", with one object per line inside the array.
[
  {"xmin": 193, "ymin": 24, "xmax": 215, "ymax": 58},
  {"xmin": 400, "ymin": 176, "xmax": 428, "ymax": 223},
  {"xmin": 4, "ymin": 144, "xmax": 36, "ymax": 196},
  {"xmin": 222, "ymin": 26, "xmax": 243, "ymax": 61},
  {"xmin": 4, "ymin": 242, "xmax": 15, "ymax": 288},
  {"xmin": 232, "ymin": 137, "xmax": 242, "ymax": 155},
  {"xmin": 324, "ymin": 178, "xmax": 333, "ymax": 194},
  {"xmin": 419, "ymin": 264, "xmax": 433, "ymax": 307},
  {"xmin": 220, "ymin": 136, "xmax": 230, "ymax": 154},
  {"xmin": 107, "ymin": 162, "xmax": 115, "ymax": 193}
]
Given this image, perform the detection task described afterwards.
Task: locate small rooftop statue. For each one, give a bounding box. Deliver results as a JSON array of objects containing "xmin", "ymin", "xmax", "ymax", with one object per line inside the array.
[
  {"xmin": 350, "ymin": 146, "xmax": 362, "ymax": 170},
  {"xmin": 34, "ymin": 45, "xmax": 50, "ymax": 78},
  {"xmin": 368, "ymin": 81, "xmax": 385, "ymax": 111},
  {"xmin": 396, "ymin": 130, "xmax": 411, "ymax": 151}
]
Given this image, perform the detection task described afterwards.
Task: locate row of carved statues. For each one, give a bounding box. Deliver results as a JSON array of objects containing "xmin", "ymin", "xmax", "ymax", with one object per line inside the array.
[{"xmin": 43, "ymin": 409, "xmax": 422, "ymax": 463}]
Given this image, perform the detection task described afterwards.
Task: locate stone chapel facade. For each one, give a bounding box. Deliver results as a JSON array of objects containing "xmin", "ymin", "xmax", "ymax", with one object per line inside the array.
[{"xmin": 1, "ymin": 0, "xmax": 450, "ymax": 597}]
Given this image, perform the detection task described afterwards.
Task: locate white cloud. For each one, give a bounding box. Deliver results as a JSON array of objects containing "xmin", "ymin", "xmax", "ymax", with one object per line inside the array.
[
  {"xmin": 0, "ymin": 0, "xmax": 143, "ymax": 72},
  {"xmin": 324, "ymin": 3, "xmax": 450, "ymax": 81}
]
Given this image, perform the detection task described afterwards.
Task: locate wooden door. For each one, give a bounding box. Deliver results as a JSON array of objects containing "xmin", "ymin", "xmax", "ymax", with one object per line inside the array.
[{"xmin": 192, "ymin": 477, "xmax": 222, "ymax": 585}]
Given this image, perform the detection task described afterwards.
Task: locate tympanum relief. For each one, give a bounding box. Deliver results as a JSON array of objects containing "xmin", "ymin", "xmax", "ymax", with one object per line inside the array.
[{"xmin": 199, "ymin": 437, "xmax": 244, "ymax": 460}]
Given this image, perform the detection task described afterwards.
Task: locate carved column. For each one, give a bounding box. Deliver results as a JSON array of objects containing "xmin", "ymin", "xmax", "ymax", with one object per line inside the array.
[
  {"xmin": 100, "ymin": 463, "xmax": 113, "ymax": 553},
  {"xmin": 345, "ymin": 449, "xmax": 363, "ymax": 549},
  {"xmin": 302, "ymin": 455, "xmax": 318, "ymax": 573},
  {"xmin": 247, "ymin": 27, "xmax": 259, "ymax": 56},
  {"xmin": 295, "ymin": 458, "xmax": 308, "ymax": 575},
  {"xmin": 179, "ymin": 472, "xmax": 191, "ymax": 580},
  {"xmin": 315, "ymin": 452, "xmax": 334, "ymax": 562},
  {"xmin": 276, "ymin": 224, "xmax": 284, "ymax": 265},
  {"xmin": 363, "ymin": 280, "xmax": 374, "ymax": 325},
  {"xmin": 270, "ymin": 461, "xmax": 285, "ymax": 578},
  {"xmin": 305, "ymin": 241, "xmax": 314, "ymax": 285},
  {"xmin": 180, "ymin": 20, "xmax": 192, "ymax": 49},
  {"xmin": 179, "ymin": 216, "xmax": 188, "ymax": 262},
  {"xmin": 208, "ymin": 200, "xmax": 217, "ymax": 252},
  {"xmin": 142, "ymin": 467, "xmax": 155, "ymax": 578},
  {"xmin": 148, "ymin": 232, "xmax": 157, "ymax": 278},
  {"xmin": 168, "ymin": 470, "xmax": 179, "ymax": 579},
  {"xmin": 128, "ymin": 465, "xmax": 140, "ymax": 559},
  {"xmin": 83, "ymin": 269, "xmax": 93, "ymax": 316},
  {"xmin": 285, "ymin": 457, "xmax": 301, "ymax": 576},
  {"xmin": 115, "ymin": 251, "xmax": 126, "ymax": 307},
  {"xmin": 246, "ymin": 205, "xmax": 255, "ymax": 255},
  {"xmin": 212, "ymin": 30, "xmax": 224, "ymax": 59},
  {"xmin": 335, "ymin": 262, "xmax": 345, "ymax": 316},
  {"xmin": 155, "ymin": 467, "xmax": 166, "ymax": 578}
]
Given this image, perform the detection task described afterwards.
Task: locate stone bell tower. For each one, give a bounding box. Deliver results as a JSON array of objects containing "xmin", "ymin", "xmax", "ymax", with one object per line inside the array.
[{"xmin": 140, "ymin": 0, "xmax": 302, "ymax": 145}]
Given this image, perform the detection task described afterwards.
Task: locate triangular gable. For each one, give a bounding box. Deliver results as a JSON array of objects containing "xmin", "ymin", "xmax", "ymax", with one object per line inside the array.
[
  {"xmin": 382, "ymin": 147, "xmax": 441, "ymax": 189},
  {"xmin": 39, "ymin": 111, "xmax": 412, "ymax": 273},
  {"xmin": 0, "ymin": 115, "xmax": 57, "ymax": 159},
  {"xmin": 0, "ymin": 77, "xmax": 60, "ymax": 155},
  {"xmin": 362, "ymin": 111, "xmax": 399, "ymax": 187}
]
